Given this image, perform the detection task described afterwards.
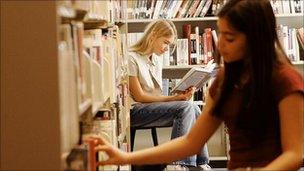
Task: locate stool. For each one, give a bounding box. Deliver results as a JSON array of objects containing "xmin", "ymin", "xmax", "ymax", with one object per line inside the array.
[{"xmin": 130, "ymin": 125, "xmax": 172, "ymax": 151}]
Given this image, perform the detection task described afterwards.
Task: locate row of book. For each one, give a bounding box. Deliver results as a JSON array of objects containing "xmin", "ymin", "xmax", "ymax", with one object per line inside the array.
[
  {"xmin": 278, "ymin": 25, "xmax": 304, "ymax": 62},
  {"xmin": 59, "ymin": 8, "xmax": 131, "ymax": 171},
  {"xmin": 58, "ymin": 0, "xmax": 128, "ymax": 23},
  {"xmin": 181, "ymin": 25, "xmax": 218, "ymax": 65},
  {"xmin": 66, "ymin": 109, "xmax": 129, "ymax": 171},
  {"xmin": 127, "ymin": 25, "xmax": 217, "ymax": 67},
  {"xmin": 75, "ymin": 106, "xmax": 129, "ymax": 171},
  {"xmin": 127, "ymin": 0, "xmax": 219, "ymax": 19},
  {"xmin": 128, "ymin": 26, "xmax": 304, "ymax": 67},
  {"xmin": 84, "ymin": 25, "xmax": 131, "ymax": 170},
  {"xmin": 127, "ymin": 0, "xmax": 303, "ymax": 20},
  {"xmin": 270, "ymin": 0, "xmax": 303, "ymax": 15}
]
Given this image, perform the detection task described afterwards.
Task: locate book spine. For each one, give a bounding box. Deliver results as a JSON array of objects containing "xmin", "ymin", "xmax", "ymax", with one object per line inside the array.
[{"xmin": 183, "ymin": 24, "xmax": 192, "ymax": 65}]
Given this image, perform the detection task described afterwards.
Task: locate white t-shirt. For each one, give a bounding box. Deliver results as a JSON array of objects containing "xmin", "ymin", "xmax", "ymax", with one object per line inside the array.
[{"xmin": 128, "ymin": 51, "xmax": 163, "ymax": 105}]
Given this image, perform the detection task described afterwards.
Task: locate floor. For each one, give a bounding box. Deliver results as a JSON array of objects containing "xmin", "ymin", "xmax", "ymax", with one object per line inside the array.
[{"xmin": 132, "ymin": 127, "xmax": 227, "ymax": 170}]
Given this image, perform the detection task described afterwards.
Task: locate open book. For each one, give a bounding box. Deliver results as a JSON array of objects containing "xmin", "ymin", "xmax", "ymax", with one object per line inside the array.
[{"xmin": 171, "ymin": 61, "xmax": 217, "ymax": 94}]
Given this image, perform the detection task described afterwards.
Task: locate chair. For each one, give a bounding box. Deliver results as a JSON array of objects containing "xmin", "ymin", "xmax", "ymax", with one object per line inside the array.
[{"xmin": 130, "ymin": 124, "xmax": 172, "ymax": 151}]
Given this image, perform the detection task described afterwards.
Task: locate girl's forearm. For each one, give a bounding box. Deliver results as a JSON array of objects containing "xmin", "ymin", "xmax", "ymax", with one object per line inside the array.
[
  {"xmin": 263, "ymin": 151, "xmax": 302, "ymax": 170},
  {"xmin": 124, "ymin": 136, "xmax": 196, "ymax": 165}
]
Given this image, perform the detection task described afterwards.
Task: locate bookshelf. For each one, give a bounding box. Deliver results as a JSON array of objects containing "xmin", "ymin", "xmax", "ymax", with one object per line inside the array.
[
  {"xmin": 1, "ymin": 1, "xmax": 131, "ymax": 171},
  {"xmin": 126, "ymin": 0, "xmax": 304, "ymax": 166}
]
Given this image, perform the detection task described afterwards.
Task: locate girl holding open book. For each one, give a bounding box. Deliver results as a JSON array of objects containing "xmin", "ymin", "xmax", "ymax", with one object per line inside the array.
[
  {"xmin": 126, "ymin": 19, "xmax": 210, "ymax": 170},
  {"xmin": 94, "ymin": 0, "xmax": 303, "ymax": 170}
]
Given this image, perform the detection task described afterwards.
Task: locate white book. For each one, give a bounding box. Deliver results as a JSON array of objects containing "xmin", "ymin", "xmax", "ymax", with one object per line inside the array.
[
  {"xmin": 199, "ymin": 0, "xmax": 212, "ymax": 17},
  {"xmin": 171, "ymin": 60, "xmax": 217, "ymax": 93},
  {"xmin": 282, "ymin": 0, "xmax": 291, "ymax": 14},
  {"xmin": 211, "ymin": 29, "xmax": 218, "ymax": 48},
  {"xmin": 290, "ymin": 0, "xmax": 296, "ymax": 13},
  {"xmin": 171, "ymin": 0, "xmax": 184, "ymax": 18},
  {"xmin": 193, "ymin": 0, "xmax": 206, "ymax": 18},
  {"xmin": 270, "ymin": 0, "xmax": 282, "ymax": 14},
  {"xmin": 166, "ymin": 0, "xmax": 178, "ymax": 18},
  {"xmin": 291, "ymin": 28, "xmax": 300, "ymax": 61},
  {"xmin": 153, "ymin": 0, "xmax": 163, "ymax": 19},
  {"xmin": 294, "ymin": 0, "xmax": 303, "ymax": 13},
  {"xmin": 195, "ymin": 26, "xmax": 200, "ymax": 63},
  {"xmin": 176, "ymin": 39, "xmax": 189, "ymax": 65}
]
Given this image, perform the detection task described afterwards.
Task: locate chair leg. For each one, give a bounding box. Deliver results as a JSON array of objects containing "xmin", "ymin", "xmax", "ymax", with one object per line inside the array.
[
  {"xmin": 130, "ymin": 128, "xmax": 136, "ymax": 151},
  {"xmin": 151, "ymin": 127, "xmax": 158, "ymax": 146}
]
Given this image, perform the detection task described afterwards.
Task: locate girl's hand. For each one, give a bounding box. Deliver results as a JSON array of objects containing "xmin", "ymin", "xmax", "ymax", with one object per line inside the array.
[
  {"xmin": 174, "ymin": 87, "xmax": 196, "ymax": 101},
  {"xmin": 93, "ymin": 137, "xmax": 129, "ymax": 166}
]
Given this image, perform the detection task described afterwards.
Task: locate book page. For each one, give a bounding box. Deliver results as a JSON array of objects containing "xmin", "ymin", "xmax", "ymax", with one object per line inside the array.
[{"xmin": 176, "ymin": 72, "xmax": 208, "ymax": 91}]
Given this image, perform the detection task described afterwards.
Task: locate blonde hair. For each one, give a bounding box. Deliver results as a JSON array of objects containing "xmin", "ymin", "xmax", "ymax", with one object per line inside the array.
[{"xmin": 130, "ymin": 19, "xmax": 177, "ymax": 56}]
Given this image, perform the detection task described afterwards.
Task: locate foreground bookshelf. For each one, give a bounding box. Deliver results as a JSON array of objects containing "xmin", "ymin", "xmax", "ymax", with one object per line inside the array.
[{"xmin": 1, "ymin": 1, "xmax": 131, "ymax": 171}]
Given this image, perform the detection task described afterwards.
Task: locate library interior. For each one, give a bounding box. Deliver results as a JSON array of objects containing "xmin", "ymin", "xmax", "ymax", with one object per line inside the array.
[{"xmin": 1, "ymin": 0, "xmax": 303, "ymax": 171}]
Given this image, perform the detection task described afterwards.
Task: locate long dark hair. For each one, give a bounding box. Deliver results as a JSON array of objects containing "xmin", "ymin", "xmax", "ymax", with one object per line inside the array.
[{"xmin": 212, "ymin": 0, "xmax": 289, "ymax": 141}]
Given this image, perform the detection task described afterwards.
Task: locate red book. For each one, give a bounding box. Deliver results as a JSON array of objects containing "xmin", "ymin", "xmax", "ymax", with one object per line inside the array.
[
  {"xmin": 204, "ymin": 28, "xmax": 213, "ymax": 63},
  {"xmin": 183, "ymin": 24, "xmax": 192, "ymax": 65}
]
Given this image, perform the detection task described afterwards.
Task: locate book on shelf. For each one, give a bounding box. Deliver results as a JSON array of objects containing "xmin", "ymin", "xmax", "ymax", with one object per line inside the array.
[
  {"xmin": 277, "ymin": 25, "xmax": 303, "ymax": 62},
  {"xmin": 182, "ymin": 25, "xmax": 217, "ymax": 65},
  {"xmin": 176, "ymin": 39, "xmax": 189, "ymax": 65},
  {"xmin": 270, "ymin": 0, "xmax": 303, "ymax": 14},
  {"xmin": 59, "ymin": 24, "xmax": 80, "ymax": 153},
  {"xmin": 171, "ymin": 60, "xmax": 217, "ymax": 94},
  {"xmin": 66, "ymin": 145, "xmax": 89, "ymax": 171},
  {"xmin": 296, "ymin": 27, "xmax": 304, "ymax": 61},
  {"xmin": 127, "ymin": 0, "xmax": 226, "ymax": 19}
]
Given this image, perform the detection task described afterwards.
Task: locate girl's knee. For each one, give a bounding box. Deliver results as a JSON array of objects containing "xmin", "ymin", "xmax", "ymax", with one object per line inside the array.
[{"xmin": 177, "ymin": 101, "xmax": 199, "ymax": 117}]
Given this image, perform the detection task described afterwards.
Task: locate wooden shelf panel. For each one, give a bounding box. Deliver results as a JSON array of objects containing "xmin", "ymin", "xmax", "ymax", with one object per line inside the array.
[
  {"xmin": 275, "ymin": 13, "xmax": 304, "ymax": 18},
  {"xmin": 292, "ymin": 60, "xmax": 304, "ymax": 65},
  {"xmin": 210, "ymin": 156, "xmax": 228, "ymax": 161}
]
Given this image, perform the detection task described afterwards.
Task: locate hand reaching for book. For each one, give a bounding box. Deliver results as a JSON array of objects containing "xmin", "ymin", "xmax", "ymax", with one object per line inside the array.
[
  {"xmin": 174, "ymin": 86, "xmax": 196, "ymax": 101},
  {"xmin": 93, "ymin": 136, "xmax": 129, "ymax": 166}
]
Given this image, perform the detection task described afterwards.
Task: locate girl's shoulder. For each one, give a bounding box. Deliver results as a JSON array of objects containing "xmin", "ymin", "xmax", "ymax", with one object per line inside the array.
[
  {"xmin": 128, "ymin": 51, "xmax": 145, "ymax": 60},
  {"xmin": 128, "ymin": 51, "xmax": 139, "ymax": 58},
  {"xmin": 273, "ymin": 63, "xmax": 303, "ymax": 83},
  {"xmin": 272, "ymin": 63, "xmax": 304, "ymax": 101},
  {"xmin": 209, "ymin": 68, "xmax": 225, "ymax": 98}
]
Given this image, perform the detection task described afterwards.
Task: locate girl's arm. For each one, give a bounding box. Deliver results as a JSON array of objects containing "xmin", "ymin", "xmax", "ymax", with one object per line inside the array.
[
  {"xmin": 96, "ymin": 93, "xmax": 222, "ymax": 165},
  {"xmin": 263, "ymin": 92, "xmax": 303, "ymax": 170},
  {"xmin": 129, "ymin": 76, "xmax": 194, "ymax": 102}
]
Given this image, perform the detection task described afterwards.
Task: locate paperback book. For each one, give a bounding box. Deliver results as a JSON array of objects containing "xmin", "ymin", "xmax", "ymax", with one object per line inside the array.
[{"xmin": 171, "ymin": 61, "xmax": 217, "ymax": 93}]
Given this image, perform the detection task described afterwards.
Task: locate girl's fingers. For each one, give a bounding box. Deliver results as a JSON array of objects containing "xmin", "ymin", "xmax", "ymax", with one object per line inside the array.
[
  {"xmin": 97, "ymin": 161, "xmax": 108, "ymax": 165},
  {"xmin": 95, "ymin": 145, "xmax": 112, "ymax": 153}
]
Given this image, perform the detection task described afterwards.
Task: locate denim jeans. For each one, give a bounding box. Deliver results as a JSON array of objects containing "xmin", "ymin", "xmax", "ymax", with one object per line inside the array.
[{"xmin": 130, "ymin": 101, "xmax": 209, "ymax": 167}]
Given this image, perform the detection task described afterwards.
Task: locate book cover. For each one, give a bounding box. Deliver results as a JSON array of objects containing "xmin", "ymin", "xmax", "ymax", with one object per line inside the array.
[{"xmin": 171, "ymin": 61, "xmax": 217, "ymax": 93}]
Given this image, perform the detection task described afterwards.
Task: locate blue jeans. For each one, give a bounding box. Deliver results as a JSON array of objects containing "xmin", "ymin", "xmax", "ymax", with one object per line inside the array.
[{"xmin": 131, "ymin": 101, "xmax": 209, "ymax": 167}]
